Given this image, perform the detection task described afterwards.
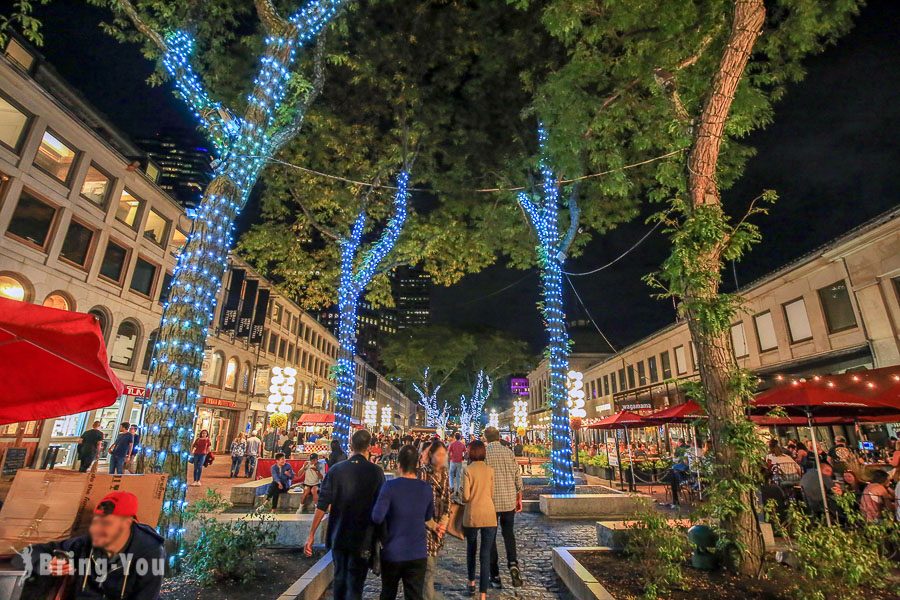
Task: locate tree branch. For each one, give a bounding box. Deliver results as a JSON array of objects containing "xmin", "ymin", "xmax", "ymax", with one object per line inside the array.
[
  {"xmin": 112, "ymin": 0, "xmax": 167, "ymax": 52},
  {"xmin": 560, "ymin": 183, "xmax": 581, "ymax": 254},
  {"xmin": 355, "ymin": 172, "xmax": 410, "ymax": 288},
  {"xmin": 254, "ymin": 0, "xmax": 289, "ymax": 35},
  {"xmin": 270, "ymin": 33, "xmax": 329, "ymax": 153},
  {"xmin": 290, "ymin": 188, "xmax": 340, "ymax": 240}
]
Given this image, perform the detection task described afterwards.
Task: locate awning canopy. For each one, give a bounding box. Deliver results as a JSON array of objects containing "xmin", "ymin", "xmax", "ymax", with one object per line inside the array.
[
  {"xmin": 751, "ymin": 371, "xmax": 900, "ymax": 419},
  {"xmin": 643, "ymin": 400, "xmax": 705, "ymax": 424},
  {"xmin": 0, "ymin": 298, "xmax": 123, "ymax": 425},
  {"xmin": 297, "ymin": 413, "xmax": 335, "ymax": 425},
  {"xmin": 586, "ymin": 410, "xmax": 647, "ymax": 430}
]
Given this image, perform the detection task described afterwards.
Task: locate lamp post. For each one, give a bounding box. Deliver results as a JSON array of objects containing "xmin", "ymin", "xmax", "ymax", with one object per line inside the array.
[
  {"xmin": 364, "ymin": 398, "xmax": 378, "ymax": 430},
  {"xmin": 513, "ymin": 399, "xmax": 528, "ymax": 442},
  {"xmin": 380, "ymin": 405, "xmax": 392, "ymax": 432},
  {"xmin": 488, "ymin": 409, "xmax": 499, "ymax": 429},
  {"xmin": 567, "ymin": 370, "xmax": 586, "ymax": 468}
]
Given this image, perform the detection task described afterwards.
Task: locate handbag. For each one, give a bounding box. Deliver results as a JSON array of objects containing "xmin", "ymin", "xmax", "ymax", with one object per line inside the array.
[
  {"xmin": 446, "ymin": 502, "xmax": 465, "ymax": 540},
  {"xmin": 204, "ymin": 453, "xmax": 215, "ymax": 467}
]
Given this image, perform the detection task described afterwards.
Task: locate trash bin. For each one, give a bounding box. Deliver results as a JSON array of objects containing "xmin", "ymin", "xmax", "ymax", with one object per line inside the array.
[{"xmin": 0, "ymin": 564, "xmax": 26, "ymax": 600}]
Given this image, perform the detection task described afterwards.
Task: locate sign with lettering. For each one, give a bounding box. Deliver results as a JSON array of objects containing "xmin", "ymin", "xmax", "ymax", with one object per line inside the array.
[
  {"xmin": 202, "ymin": 397, "xmax": 239, "ymax": 409},
  {"xmin": 1, "ymin": 447, "xmax": 27, "ymax": 477},
  {"xmin": 123, "ymin": 385, "xmax": 147, "ymax": 397}
]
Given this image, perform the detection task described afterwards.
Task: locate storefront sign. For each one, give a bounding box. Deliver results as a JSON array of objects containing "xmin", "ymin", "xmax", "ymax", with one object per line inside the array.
[
  {"xmin": 313, "ymin": 387, "xmax": 325, "ymax": 408},
  {"xmin": 1, "ymin": 447, "xmax": 28, "ymax": 477},
  {"xmin": 620, "ymin": 403, "xmax": 652, "ymax": 411},
  {"xmin": 123, "ymin": 385, "xmax": 147, "ymax": 398},
  {"xmin": 202, "ymin": 397, "xmax": 239, "ymax": 409}
]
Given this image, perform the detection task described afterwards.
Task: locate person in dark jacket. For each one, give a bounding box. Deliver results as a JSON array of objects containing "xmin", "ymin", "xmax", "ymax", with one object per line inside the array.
[
  {"xmin": 18, "ymin": 491, "xmax": 165, "ymax": 599},
  {"xmin": 327, "ymin": 440, "xmax": 348, "ymax": 468},
  {"xmin": 268, "ymin": 452, "xmax": 294, "ymax": 511},
  {"xmin": 305, "ymin": 429, "xmax": 384, "ymax": 600}
]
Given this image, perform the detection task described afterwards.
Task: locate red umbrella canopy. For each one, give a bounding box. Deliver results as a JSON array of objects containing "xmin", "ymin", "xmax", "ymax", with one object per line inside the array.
[
  {"xmin": 0, "ymin": 297, "xmax": 123, "ymax": 425},
  {"xmin": 751, "ymin": 376, "xmax": 900, "ymax": 419},
  {"xmin": 643, "ymin": 400, "xmax": 706, "ymax": 424},
  {"xmin": 586, "ymin": 410, "xmax": 648, "ymax": 430}
]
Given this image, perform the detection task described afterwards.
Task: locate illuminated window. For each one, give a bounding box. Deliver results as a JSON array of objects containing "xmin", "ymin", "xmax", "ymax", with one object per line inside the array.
[
  {"xmin": 116, "ymin": 189, "xmax": 144, "ymax": 228},
  {"xmin": 241, "ymin": 362, "xmax": 252, "ymax": 392},
  {"xmin": 99, "ymin": 241, "xmax": 128, "ymax": 283},
  {"xmin": 42, "ymin": 293, "xmax": 70, "ymax": 311},
  {"xmin": 223, "ymin": 357, "xmax": 239, "ymax": 390},
  {"xmin": 206, "ymin": 351, "xmax": 224, "ymax": 386},
  {"xmin": 110, "ymin": 321, "xmax": 140, "ymax": 367},
  {"xmin": 80, "ymin": 164, "xmax": 112, "ymax": 207},
  {"xmin": 730, "ymin": 322, "xmax": 749, "ymax": 358},
  {"xmin": 674, "ymin": 345, "xmax": 687, "ymax": 375},
  {"xmin": 59, "ymin": 220, "xmax": 94, "ymax": 267},
  {"xmin": 6, "ymin": 191, "xmax": 56, "ymax": 248},
  {"xmin": 0, "ymin": 93, "xmax": 30, "ymax": 151},
  {"xmin": 754, "ymin": 311, "xmax": 778, "ymax": 352},
  {"xmin": 34, "ymin": 130, "xmax": 77, "ymax": 183},
  {"xmin": 0, "ymin": 275, "xmax": 26, "ymax": 301},
  {"xmin": 171, "ymin": 228, "xmax": 187, "ymax": 254},
  {"xmin": 783, "ymin": 299, "xmax": 812, "ymax": 343},
  {"xmin": 143, "ymin": 209, "xmax": 169, "ymax": 246}
]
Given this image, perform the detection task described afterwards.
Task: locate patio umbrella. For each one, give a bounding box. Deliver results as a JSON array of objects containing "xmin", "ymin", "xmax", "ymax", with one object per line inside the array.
[
  {"xmin": 587, "ymin": 411, "xmax": 647, "ymax": 491},
  {"xmin": 644, "ymin": 401, "xmax": 706, "ymax": 499},
  {"xmin": 0, "ymin": 297, "xmax": 123, "ymax": 425}
]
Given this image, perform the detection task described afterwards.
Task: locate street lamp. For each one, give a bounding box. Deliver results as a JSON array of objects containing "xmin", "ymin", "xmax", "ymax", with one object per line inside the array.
[
  {"xmin": 380, "ymin": 405, "xmax": 392, "ymax": 431},
  {"xmin": 488, "ymin": 408, "xmax": 499, "ymax": 429},
  {"xmin": 513, "ymin": 399, "xmax": 528, "ymax": 441},
  {"xmin": 267, "ymin": 366, "xmax": 297, "ymax": 414},
  {"xmin": 567, "ymin": 370, "xmax": 586, "ymax": 468},
  {"xmin": 364, "ymin": 399, "xmax": 378, "ymax": 429}
]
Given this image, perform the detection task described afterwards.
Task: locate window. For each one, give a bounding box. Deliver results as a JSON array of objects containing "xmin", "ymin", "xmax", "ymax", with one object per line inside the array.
[
  {"xmin": 273, "ymin": 303, "xmax": 283, "ymax": 324},
  {"xmin": 690, "ymin": 342, "xmax": 698, "ymax": 371},
  {"xmin": 611, "ymin": 373, "xmax": 618, "ymax": 394},
  {"xmin": 171, "ymin": 228, "xmax": 187, "ymax": 254},
  {"xmin": 34, "ymin": 130, "xmax": 76, "ymax": 183},
  {"xmin": 783, "ymin": 298, "xmax": 813, "ymax": 343},
  {"xmin": 279, "ymin": 338, "xmax": 286, "ymax": 359},
  {"xmin": 648, "ymin": 356, "xmax": 659, "ymax": 383},
  {"xmin": 268, "ymin": 333, "xmax": 279, "ymax": 355},
  {"xmin": 288, "ymin": 343, "xmax": 295, "ymax": 363},
  {"xmin": 110, "ymin": 321, "xmax": 140, "ymax": 367},
  {"xmin": 6, "ymin": 190, "xmax": 56, "ymax": 248},
  {"xmin": 754, "ymin": 311, "xmax": 778, "ymax": 352},
  {"xmin": 0, "ymin": 93, "xmax": 30, "ymax": 151},
  {"xmin": 241, "ymin": 362, "xmax": 252, "ymax": 392},
  {"xmin": 731, "ymin": 322, "xmax": 749, "ymax": 358},
  {"xmin": 42, "ymin": 292, "xmax": 71, "ymax": 311},
  {"xmin": 817, "ymin": 281, "xmax": 857, "ymax": 333},
  {"xmin": 88, "ymin": 307, "xmax": 110, "ymax": 340},
  {"xmin": 660, "ymin": 351, "xmax": 672, "ymax": 379},
  {"xmin": 637, "ymin": 361, "xmax": 647, "ymax": 386},
  {"xmin": 602, "ymin": 375, "xmax": 610, "ymax": 396},
  {"xmin": 143, "ymin": 209, "xmax": 169, "ymax": 246},
  {"xmin": 59, "ymin": 220, "xmax": 94, "ymax": 267},
  {"xmin": 224, "ymin": 358, "xmax": 239, "ymax": 390},
  {"xmin": 206, "ymin": 352, "xmax": 224, "ymax": 386},
  {"xmin": 129, "ymin": 257, "xmax": 158, "ymax": 296},
  {"xmin": 80, "ymin": 164, "xmax": 112, "ymax": 207},
  {"xmin": 618, "ymin": 368, "xmax": 626, "ymax": 391},
  {"xmin": 99, "ymin": 241, "xmax": 128, "ymax": 283},
  {"xmin": 116, "ymin": 189, "xmax": 143, "ymax": 228},
  {"xmin": 627, "ymin": 365, "xmax": 636, "ymax": 389},
  {"xmin": 674, "ymin": 345, "xmax": 687, "ymax": 375},
  {"xmin": 4, "ymin": 38, "xmax": 36, "ymax": 71},
  {"xmin": 141, "ymin": 330, "xmax": 159, "ymax": 373},
  {"xmin": 0, "ymin": 275, "xmax": 27, "ymax": 301},
  {"xmin": 158, "ymin": 272, "xmax": 173, "ymax": 305}
]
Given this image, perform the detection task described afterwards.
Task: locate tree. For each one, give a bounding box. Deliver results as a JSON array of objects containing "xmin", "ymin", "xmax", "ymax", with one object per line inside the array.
[
  {"xmin": 0, "ymin": 0, "xmax": 50, "ymax": 47},
  {"xmin": 526, "ymin": 0, "xmax": 862, "ymax": 573},
  {"xmin": 459, "ymin": 370, "xmax": 492, "ymax": 439},
  {"xmin": 91, "ymin": 0, "xmax": 349, "ymax": 558}
]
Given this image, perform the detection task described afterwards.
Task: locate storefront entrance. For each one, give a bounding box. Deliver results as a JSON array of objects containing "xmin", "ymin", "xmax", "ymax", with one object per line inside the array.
[{"xmin": 195, "ymin": 407, "xmax": 233, "ymax": 453}]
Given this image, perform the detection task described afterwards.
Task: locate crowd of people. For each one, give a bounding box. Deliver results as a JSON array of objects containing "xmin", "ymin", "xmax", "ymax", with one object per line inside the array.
[{"xmin": 302, "ymin": 427, "xmax": 524, "ymax": 600}]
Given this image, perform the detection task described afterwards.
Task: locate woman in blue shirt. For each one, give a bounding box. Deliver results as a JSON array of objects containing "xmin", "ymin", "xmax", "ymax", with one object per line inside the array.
[{"xmin": 372, "ymin": 444, "xmax": 434, "ymax": 600}]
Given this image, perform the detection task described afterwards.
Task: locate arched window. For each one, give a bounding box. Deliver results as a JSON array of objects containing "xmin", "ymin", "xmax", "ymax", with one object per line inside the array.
[
  {"xmin": 88, "ymin": 306, "xmax": 111, "ymax": 341},
  {"xmin": 223, "ymin": 357, "xmax": 239, "ymax": 390},
  {"xmin": 207, "ymin": 351, "xmax": 224, "ymax": 387},
  {"xmin": 42, "ymin": 291, "xmax": 73, "ymax": 311},
  {"xmin": 141, "ymin": 330, "xmax": 159, "ymax": 373},
  {"xmin": 241, "ymin": 362, "xmax": 252, "ymax": 392},
  {"xmin": 0, "ymin": 273, "xmax": 30, "ymax": 302},
  {"xmin": 110, "ymin": 320, "xmax": 141, "ymax": 368}
]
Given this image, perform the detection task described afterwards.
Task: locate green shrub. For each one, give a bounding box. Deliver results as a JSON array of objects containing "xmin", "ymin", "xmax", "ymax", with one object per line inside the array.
[
  {"xmin": 185, "ymin": 490, "xmax": 277, "ymax": 585},
  {"xmin": 624, "ymin": 504, "xmax": 691, "ymax": 599}
]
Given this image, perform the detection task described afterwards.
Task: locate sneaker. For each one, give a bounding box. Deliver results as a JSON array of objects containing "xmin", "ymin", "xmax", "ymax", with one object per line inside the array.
[
  {"xmin": 490, "ymin": 576, "xmax": 503, "ymax": 589},
  {"xmin": 509, "ymin": 564, "xmax": 523, "ymax": 588}
]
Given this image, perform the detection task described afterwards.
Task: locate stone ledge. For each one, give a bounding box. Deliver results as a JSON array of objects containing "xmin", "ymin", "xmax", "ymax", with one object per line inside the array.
[
  {"xmin": 595, "ymin": 519, "xmax": 692, "ymax": 550},
  {"xmin": 540, "ymin": 492, "xmax": 648, "ymax": 518},
  {"xmin": 185, "ymin": 513, "xmax": 328, "ymax": 547},
  {"xmin": 276, "ymin": 550, "xmax": 334, "ymax": 600},
  {"xmin": 552, "ymin": 547, "xmax": 616, "ymax": 600}
]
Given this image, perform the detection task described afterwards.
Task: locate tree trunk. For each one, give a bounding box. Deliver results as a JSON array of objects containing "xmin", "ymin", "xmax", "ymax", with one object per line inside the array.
[
  {"xmin": 332, "ymin": 287, "xmax": 359, "ymax": 449},
  {"xmin": 682, "ymin": 0, "xmax": 766, "ymax": 576}
]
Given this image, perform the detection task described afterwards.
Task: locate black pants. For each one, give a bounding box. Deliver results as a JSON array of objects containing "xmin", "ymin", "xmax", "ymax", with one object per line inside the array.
[
  {"xmin": 267, "ymin": 487, "xmax": 284, "ymax": 509},
  {"xmin": 380, "ymin": 558, "xmax": 426, "ymax": 600},
  {"xmin": 465, "ymin": 526, "xmax": 497, "ymax": 593},
  {"xmin": 332, "ymin": 549, "xmax": 369, "ymax": 600},
  {"xmin": 490, "ymin": 510, "xmax": 518, "ymax": 577},
  {"xmin": 78, "ymin": 454, "xmax": 95, "ymax": 472}
]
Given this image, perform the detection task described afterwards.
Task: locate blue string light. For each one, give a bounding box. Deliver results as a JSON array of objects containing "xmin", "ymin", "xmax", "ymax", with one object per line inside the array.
[
  {"xmin": 413, "ymin": 367, "xmax": 444, "ymax": 427},
  {"xmin": 516, "ymin": 125, "xmax": 576, "ymax": 493},
  {"xmin": 459, "ymin": 370, "xmax": 492, "ymax": 439}
]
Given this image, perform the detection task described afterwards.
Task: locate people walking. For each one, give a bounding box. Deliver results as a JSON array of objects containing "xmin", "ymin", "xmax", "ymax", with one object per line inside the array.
[
  {"xmin": 267, "ymin": 452, "xmax": 294, "ymax": 510},
  {"xmin": 229, "ymin": 432, "xmax": 247, "ymax": 478},
  {"xmin": 418, "ymin": 440, "xmax": 451, "ymax": 599},
  {"xmin": 461, "ymin": 440, "xmax": 496, "ymax": 599},
  {"xmin": 328, "ymin": 439, "xmax": 348, "ymax": 468},
  {"xmin": 107, "ymin": 422, "xmax": 133, "ymax": 475},
  {"xmin": 77, "ymin": 420, "xmax": 104, "ymax": 473},
  {"xmin": 372, "ymin": 445, "xmax": 434, "ymax": 600},
  {"xmin": 484, "ymin": 427, "xmax": 524, "ymax": 588},
  {"xmin": 448, "ymin": 433, "xmax": 466, "ymax": 492},
  {"xmin": 190, "ymin": 429, "xmax": 212, "ymax": 486},
  {"xmin": 245, "ymin": 430, "xmax": 262, "ymax": 477},
  {"xmin": 305, "ymin": 429, "xmax": 385, "ymax": 600}
]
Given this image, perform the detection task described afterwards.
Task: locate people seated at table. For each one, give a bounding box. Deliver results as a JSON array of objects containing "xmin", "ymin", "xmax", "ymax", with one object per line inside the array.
[
  {"xmin": 766, "ymin": 440, "xmax": 802, "ymax": 485},
  {"xmin": 799, "ymin": 462, "xmax": 843, "ymax": 516},
  {"xmin": 827, "ymin": 436, "xmax": 858, "ymax": 474},
  {"xmin": 859, "ymin": 470, "xmax": 895, "ymax": 522}
]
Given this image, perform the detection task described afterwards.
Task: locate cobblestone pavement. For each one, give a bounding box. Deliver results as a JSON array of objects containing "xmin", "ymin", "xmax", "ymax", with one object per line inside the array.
[{"xmin": 355, "ymin": 513, "xmax": 597, "ymax": 599}]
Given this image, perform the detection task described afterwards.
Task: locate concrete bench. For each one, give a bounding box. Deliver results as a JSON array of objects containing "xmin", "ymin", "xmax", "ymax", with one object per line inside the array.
[
  {"xmin": 185, "ymin": 512, "xmax": 329, "ymax": 547},
  {"xmin": 595, "ymin": 519, "xmax": 692, "ymax": 549},
  {"xmin": 540, "ymin": 487, "xmax": 649, "ymax": 518},
  {"xmin": 230, "ymin": 477, "xmax": 272, "ymax": 506}
]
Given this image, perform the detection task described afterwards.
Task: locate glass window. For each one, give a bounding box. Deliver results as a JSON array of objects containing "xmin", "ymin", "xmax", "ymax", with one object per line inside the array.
[
  {"xmin": 817, "ymin": 281, "xmax": 857, "ymax": 333},
  {"xmin": 647, "ymin": 356, "xmax": 658, "ymax": 383},
  {"xmin": 116, "ymin": 189, "xmax": 143, "ymax": 228},
  {"xmin": 79, "ymin": 164, "xmax": 112, "ymax": 207},
  {"xmin": 99, "ymin": 241, "xmax": 128, "ymax": 282},
  {"xmin": 268, "ymin": 334, "xmax": 279, "ymax": 355},
  {"xmin": 141, "ymin": 330, "xmax": 159, "ymax": 373},
  {"xmin": 34, "ymin": 130, "xmax": 76, "ymax": 183},
  {"xmin": 158, "ymin": 272, "xmax": 173, "ymax": 305},
  {"xmin": 110, "ymin": 321, "xmax": 139, "ymax": 367},
  {"xmin": 612, "ymin": 373, "xmax": 618, "ymax": 394},
  {"xmin": 0, "ymin": 275, "xmax": 27, "ymax": 301},
  {"xmin": 637, "ymin": 361, "xmax": 646, "ymax": 386},
  {"xmin": 42, "ymin": 293, "xmax": 70, "ymax": 311},
  {"xmin": 731, "ymin": 322, "xmax": 749, "ymax": 357},
  {"xmin": 88, "ymin": 308, "xmax": 109, "ymax": 339},
  {"xmin": 0, "ymin": 94, "xmax": 30, "ymax": 151},
  {"xmin": 129, "ymin": 257, "xmax": 157, "ymax": 296},
  {"xmin": 674, "ymin": 345, "xmax": 687, "ymax": 375},
  {"xmin": 783, "ymin": 298, "xmax": 813, "ymax": 343},
  {"xmin": 627, "ymin": 365, "xmax": 636, "ymax": 389},
  {"xmin": 241, "ymin": 362, "xmax": 252, "ymax": 392},
  {"xmin": 143, "ymin": 209, "xmax": 169, "ymax": 246},
  {"xmin": 223, "ymin": 358, "xmax": 239, "ymax": 390},
  {"xmin": 602, "ymin": 374, "xmax": 610, "ymax": 396},
  {"xmin": 754, "ymin": 311, "xmax": 778, "ymax": 352},
  {"xmin": 279, "ymin": 338, "xmax": 286, "ymax": 359},
  {"xmin": 660, "ymin": 351, "xmax": 672, "ymax": 379},
  {"xmin": 206, "ymin": 352, "xmax": 224, "ymax": 386},
  {"xmin": 171, "ymin": 228, "xmax": 187, "ymax": 254},
  {"xmin": 618, "ymin": 368, "xmax": 626, "ymax": 391},
  {"xmin": 59, "ymin": 220, "xmax": 94, "ymax": 267},
  {"xmin": 6, "ymin": 190, "xmax": 56, "ymax": 248}
]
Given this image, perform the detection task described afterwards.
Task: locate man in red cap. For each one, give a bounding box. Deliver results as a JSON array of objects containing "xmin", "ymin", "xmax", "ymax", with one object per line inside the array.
[{"xmin": 18, "ymin": 491, "xmax": 165, "ymax": 599}]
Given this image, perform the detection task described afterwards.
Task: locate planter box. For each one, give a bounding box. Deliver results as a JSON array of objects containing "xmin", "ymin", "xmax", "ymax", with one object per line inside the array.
[
  {"xmin": 595, "ymin": 519, "xmax": 692, "ymax": 550},
  {"xmin": 277, "ymin": 550, "xmax": 334, "ymax": 600},
  {"xmin": 552, "ymin": 547, "xmax": 616, "ymax": 600},
  {"xmin": 540, "ymin": 490, "xmax": 648, "ymax": 518}
]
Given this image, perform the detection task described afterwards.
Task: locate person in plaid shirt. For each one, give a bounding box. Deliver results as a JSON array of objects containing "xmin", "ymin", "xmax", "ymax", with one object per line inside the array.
[
  {"xmin": 483, "ymin": 427, "xmax": 523, "ymax": 588},
  {"xmin": 418, "ymin": 440, "xmax": 452, "ymax": 599}
]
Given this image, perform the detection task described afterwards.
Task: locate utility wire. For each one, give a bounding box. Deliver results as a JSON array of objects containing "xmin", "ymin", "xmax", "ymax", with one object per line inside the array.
[
  {"xmin": 565, "ymin": 273, "xmax": 619, "ymax": 355},
  {"xmin": 456, "ymin": 271, "xmax": 534, "ymax": 306},
  {"xmin": 563, "ymin": 218, "xmax": 665, "ymax": 276}
]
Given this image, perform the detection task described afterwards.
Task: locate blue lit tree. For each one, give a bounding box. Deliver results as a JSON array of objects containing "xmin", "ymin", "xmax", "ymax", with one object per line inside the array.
[
  {"xmin": 413, "ymin": 368, "xmax": 444, "ymax": 428},
  {"xmin": 458, "ymin": 370, "xmax": 493, "ymax": 439},
  {"xmin": 109, "ymin": 0, "xmax": 348, "ymax": 556},
  {"xmin": 516, "ymin": 126, "xmax": 579, "ymax": 493}
]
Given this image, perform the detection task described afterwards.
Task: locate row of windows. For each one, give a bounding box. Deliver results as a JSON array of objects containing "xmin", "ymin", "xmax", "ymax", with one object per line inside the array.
[
  {"xmin": 261, "ymin": 329, "xmax": 332, "ymax": 380},
  {"xmin": 269, "ymin": 301, "xmax": 337, "ymax": 358}
]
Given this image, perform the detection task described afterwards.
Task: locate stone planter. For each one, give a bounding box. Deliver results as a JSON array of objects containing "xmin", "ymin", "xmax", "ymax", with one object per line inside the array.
[{"xmin": 552, "ymin": 547, "xmax": 616, "ymax": 600}]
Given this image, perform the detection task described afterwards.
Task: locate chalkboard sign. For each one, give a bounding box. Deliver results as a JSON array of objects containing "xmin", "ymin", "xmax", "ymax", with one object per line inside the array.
[{"xmin": 1, "ymin": 447, "xmax": 27, "ymax": 477}]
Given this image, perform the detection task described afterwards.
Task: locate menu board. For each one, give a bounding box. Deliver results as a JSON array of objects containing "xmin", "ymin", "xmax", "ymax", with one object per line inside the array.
[{"xmin": 1, "ymin": 447, "xmax": 28, "ymax": 477}]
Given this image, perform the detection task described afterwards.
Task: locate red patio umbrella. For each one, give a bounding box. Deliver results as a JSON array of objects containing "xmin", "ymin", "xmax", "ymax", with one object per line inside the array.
[
  {"xmin": 0, "ymin": 297, "xmax": 123, "ymax": 425},
  {"xmin": 643, "ymin": 401, "xmax": 705, "ymax": 424},
  {"xmin": 586, "ymin": 411, "xmax": 648, "ymax": 491}
]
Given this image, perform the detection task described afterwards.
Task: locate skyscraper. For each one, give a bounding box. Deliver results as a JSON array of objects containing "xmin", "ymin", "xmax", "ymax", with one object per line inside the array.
[
  {"xmin": 137, "ymin": 129, "xmax": 213, "ymax": 208},
  {"xmin": 392, "ymin": 265, "xmax": 431, "ymax": 329}
]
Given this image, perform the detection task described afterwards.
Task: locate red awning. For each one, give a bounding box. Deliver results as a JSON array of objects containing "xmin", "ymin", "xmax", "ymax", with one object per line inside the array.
[
  {"xmin": 297, "ymin": 413, "xmax": 335, "ymax": 425},
  {"xmin": 752, "ymin": 374, "xmax": 900, "ymax": 419},
  {"xmin": 586, "ymin": 410, "xmax": 648, "ymax": 430},
  {"xmin": 643, "ymin": 400, "xmax": 706, "ymax": 424},
  {"xmin": 0, "ymin": 297, "xmax": 123, "ymax": 425}
]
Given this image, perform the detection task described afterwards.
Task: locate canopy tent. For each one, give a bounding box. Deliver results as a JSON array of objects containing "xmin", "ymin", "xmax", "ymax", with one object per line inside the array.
[
  {"xmin": 0, "ymin": 297, "xmax": 123, "ymax": 425},
  {"xmin": 643, "ymin": 400, "xmax": 705, "ymax": 424},
  {"xmin": 296, "ymin": 413, "xmax": 335, "ymax": 425}
]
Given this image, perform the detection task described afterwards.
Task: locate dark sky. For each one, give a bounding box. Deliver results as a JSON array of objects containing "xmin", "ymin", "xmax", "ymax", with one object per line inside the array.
[{"xmin": 33, "ymin": 0, "xmax": 900, "ymax": 352}]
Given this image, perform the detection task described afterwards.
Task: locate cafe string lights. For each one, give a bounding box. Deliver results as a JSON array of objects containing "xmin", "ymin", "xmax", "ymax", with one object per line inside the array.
[
  {"xmin": 516, "ymin": 125, "xmax": 579, "ymax": 493},
  {"xmin": 331, "ymin": 172, "xmax": 410, "ymax": 450},
  {"xmin": 132, "ymin": 0, "xmax": 348, "ymax": 559}
]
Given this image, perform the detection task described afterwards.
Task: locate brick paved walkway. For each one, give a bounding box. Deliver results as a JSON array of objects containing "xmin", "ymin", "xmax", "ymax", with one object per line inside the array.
[{"xmin": 355, "ymin": 513, "xmax": 596, "ymax": 599}]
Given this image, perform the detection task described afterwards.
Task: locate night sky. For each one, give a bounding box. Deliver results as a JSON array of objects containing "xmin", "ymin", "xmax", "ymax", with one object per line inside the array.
[{"xmin": 32, "ymin": 0, "xmax": 900, "ymax": 352}]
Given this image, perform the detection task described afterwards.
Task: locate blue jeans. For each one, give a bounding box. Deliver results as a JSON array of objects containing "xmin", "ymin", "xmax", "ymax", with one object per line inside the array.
[
  {"xmin": 192, "ymin": 454, "xmax": 207, "ymax": 482},
  {"xmin": 331, "ymin": 549, "xmax": 369, "ymax": 600},
  {"xmin": 449, "ymin": 462, "xmax": 463, "ymax": 491},
  {"xmin": 108, "ymin": 455, "xmax": 126, "ymax": 475},
  {"xmin": 244, "ymin": 455, "xmax": 257, "ymax": 477},
  {"xmin": 230, "ymin": 455, "xmax": 243, "ymax": 477},
  {"xmin": 465, "ymin": 526, "xmax": 497, "ymax": 593}
]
